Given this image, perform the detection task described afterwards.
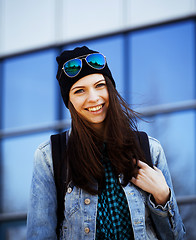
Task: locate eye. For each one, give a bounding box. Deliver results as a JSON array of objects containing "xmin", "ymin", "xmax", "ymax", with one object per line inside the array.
[
  {"xmin": 74, "ymin": 89, "xmax": 84, "ymax": 94},
  {"xmin": 96, "ymin": 82, "xmax": 106, "ymax": 88}
]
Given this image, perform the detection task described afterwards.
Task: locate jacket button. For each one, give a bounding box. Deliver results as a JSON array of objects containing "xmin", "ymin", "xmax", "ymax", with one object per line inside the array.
[
  {"xmin": 128, "ymin": 192, "xmax": 134, "ymax": 195},
  {"xmin": 84, "ymin": 198, "xmax": 91, "ymax": 205},
  {"xmin": 84, "ymin": 227, "xmax": 90, "ymax": 233},
  {"xmin": 67, "ymin": 187, "xmax": 72, "ymax": 193}
]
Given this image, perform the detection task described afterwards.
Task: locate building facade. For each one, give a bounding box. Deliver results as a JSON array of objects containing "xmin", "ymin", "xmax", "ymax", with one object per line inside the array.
[{"xmin": 0, "ymin": 1, "xmax": 196, "ymax": 239}]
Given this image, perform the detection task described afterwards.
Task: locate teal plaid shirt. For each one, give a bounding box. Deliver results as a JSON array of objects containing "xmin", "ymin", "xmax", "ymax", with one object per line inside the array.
[{"xmin": 96, "ymin": 148, "xmax": 134, "ymax": 240}]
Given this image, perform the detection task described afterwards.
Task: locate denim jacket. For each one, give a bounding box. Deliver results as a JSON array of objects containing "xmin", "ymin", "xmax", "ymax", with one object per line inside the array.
[{"xmin": 27, "ymin": 135, "xmax": 186, "ymax": 240}]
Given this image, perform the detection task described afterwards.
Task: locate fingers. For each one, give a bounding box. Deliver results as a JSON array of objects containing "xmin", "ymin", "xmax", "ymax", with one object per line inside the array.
[
  {"xmin": 131, "ymin": 176, "xmax": 137, "ymax": 185},
  {"xmin": 133, "ymin": 159, "xmax": 160, "ymax": 176},
  {"xmin": 134, "ymin": 159, "xmax": 159, "ymax": 171},
  {"xmin": 131, "ymin": 175, "xmax": 141, "ymax": 185},
  {"xmin": 131, "ymin": 161, "xmax": 168, "ymax": 199},
  {"xmin": 132, "ymin": 159, "xmax": 148, "ymax": 167},
  {"xmin": 153, "ymin": 165, "xmax": 161, "ymax": 173},
  {"xmin": 135, "ymin": 160, "xmax": 153, "ymax": 171},
  {"xmin": 137, "ymin": 160, "xmax": 148, "ymax": 168},
  {"xmin": 132, "ymin": 158, "xmax": 136, "ymax": 165}
]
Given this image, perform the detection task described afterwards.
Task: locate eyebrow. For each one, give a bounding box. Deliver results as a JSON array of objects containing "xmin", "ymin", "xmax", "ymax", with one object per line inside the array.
[
  {"xmin": 70, "ymin": 78, "xmax": 105, "ymax": 91},
  {"xmin": 71, "ymin": 85, "xmax": 85, "ymax": 91}
]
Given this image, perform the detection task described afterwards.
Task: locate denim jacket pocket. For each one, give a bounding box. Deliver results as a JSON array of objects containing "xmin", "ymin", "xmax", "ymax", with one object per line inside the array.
[{"xmin": 64, "ymin": 185, "xmax": 81, "ymax": 218}]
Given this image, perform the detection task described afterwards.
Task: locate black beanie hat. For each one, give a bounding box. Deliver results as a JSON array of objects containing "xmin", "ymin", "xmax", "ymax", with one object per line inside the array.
[{"xmin": 56, "ymin": 46, "xmax": 115, "ymax": 108}]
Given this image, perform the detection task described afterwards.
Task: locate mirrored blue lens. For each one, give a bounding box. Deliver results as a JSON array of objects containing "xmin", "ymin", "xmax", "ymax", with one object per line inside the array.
[
  {"xmin": 63, "ymin": 58, "xmax": 82, "ymax": 77},
  {"xmin": 86, "ymin": 53, "xmax": 105, "ymax": 69}
]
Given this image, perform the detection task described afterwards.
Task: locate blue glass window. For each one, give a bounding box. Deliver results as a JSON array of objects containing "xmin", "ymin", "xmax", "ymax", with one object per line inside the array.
[
  {"xmin": 129, "ymin": 20, "xmax": 195, "ymax": 106},
  {"xmin": 1, "ymin": 132, "xmax": 55, "ymax": 213},
  {"xmin": 2, "ymin": 49, "xmax": 58, "ymax": 129}
]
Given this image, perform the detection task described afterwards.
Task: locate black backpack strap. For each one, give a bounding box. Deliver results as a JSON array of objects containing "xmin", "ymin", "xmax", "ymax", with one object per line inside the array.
[
  {"xmin": 50, "ymin": 131, "xmax": 67, "ymax": 239},
  {"xmin": 136, "ymin": 131, "xmax": 153, "ymax": 168}
]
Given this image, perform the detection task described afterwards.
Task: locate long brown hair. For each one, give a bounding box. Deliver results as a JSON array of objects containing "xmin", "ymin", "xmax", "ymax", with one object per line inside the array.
[{"xmin": 67, "ymin": 76, "xmax": 145, "ymax": 194}]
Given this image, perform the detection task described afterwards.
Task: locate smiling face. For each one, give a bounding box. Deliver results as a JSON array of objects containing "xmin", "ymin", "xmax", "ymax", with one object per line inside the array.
[{"xmin": 69, "ymin": 74, "xmax": 109, "ymax": 131}]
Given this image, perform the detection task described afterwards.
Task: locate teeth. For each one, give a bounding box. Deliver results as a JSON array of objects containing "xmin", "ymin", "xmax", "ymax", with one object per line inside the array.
[{"xmin": 88, "ymin": 105, "xmax": 102, "ymax": 112}]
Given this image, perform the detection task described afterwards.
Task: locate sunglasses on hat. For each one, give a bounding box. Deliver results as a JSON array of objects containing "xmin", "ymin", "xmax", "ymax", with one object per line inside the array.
[{"xmin": 62, "ymin": 53, "xmax": 106, "ymax": 78}]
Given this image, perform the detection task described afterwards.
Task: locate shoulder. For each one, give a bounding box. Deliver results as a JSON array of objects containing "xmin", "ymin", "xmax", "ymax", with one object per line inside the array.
[
  {"xmin": 34, "ymin": 140, "xmax": 53, "ymax": 173},
  {"xmin": 148, "ymin": 136, "xmax": 165, "ymax": 165},
  {"xmin": 36, "ymin": 140, "xmax": 51, "ymax": 157},
  {"xmin": 148, "ymin": 136, "xmax": 162, "ymax": 150},
  {"xmin": 37, "ymin": 140, "xmax": 51, "ymax": 150}
]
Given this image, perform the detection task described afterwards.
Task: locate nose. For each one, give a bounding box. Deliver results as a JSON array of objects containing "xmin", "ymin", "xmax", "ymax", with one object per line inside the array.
[{"xmin": 87, "ymin": 88, "xmax": 99, "ymax": 103}]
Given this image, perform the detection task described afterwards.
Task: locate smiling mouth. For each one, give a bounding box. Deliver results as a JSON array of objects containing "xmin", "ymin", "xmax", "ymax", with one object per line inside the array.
[{"xmin": 87, "ymin": 104, "xmax": 104, "ymax": 112}]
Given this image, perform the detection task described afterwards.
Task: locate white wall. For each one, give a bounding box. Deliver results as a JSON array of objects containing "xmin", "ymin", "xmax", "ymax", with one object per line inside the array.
[
  {"xmin": 0, "ymin": 0, "xmax": 195, "ymax": 56},
  {"xmin": 126, "ymin": 0, "xmax": 196, "ymax": 27},
  {"xmin": 0, "ymin": 0, "xmax": 56, "ymax": 56}
]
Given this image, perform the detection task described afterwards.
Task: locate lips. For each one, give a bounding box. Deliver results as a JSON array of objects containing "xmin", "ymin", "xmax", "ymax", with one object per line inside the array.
[{"xmin": 87, "ymin": 104, "xmax": 104, "ymax": 112}]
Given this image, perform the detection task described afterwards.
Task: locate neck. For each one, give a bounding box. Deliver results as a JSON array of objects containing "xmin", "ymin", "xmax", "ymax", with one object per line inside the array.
[{"xmin": 90, "ymin": 122, "xmax": 105, "ymax": 137}]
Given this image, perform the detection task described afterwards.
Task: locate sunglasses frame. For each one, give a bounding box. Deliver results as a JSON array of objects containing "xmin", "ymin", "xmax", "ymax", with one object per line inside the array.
[{"xmin": 62, "ymin": 53, "xmax": 106, "ymax": 78}]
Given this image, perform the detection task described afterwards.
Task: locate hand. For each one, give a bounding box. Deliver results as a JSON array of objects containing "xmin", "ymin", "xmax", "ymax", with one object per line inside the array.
[{"xmin": 131, "ymin": 160, "xmax": 170, "ymax": 205}]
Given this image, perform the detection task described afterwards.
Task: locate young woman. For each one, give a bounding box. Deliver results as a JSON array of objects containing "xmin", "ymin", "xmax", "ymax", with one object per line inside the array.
[{"xmin": 27, "ymin": 46, "xmax": 186, "ymax": 240}]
